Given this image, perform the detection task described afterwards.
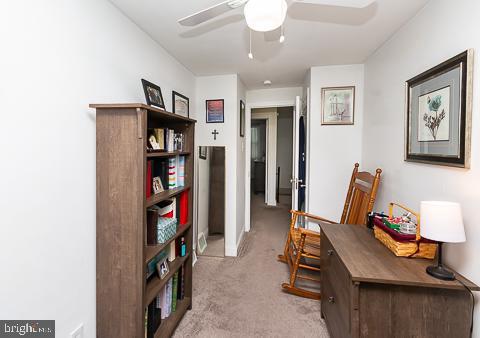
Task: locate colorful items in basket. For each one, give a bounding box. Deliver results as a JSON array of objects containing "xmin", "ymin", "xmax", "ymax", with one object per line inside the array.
[
  {"xmin": 383, "ymin": 213, "xmax": 417, "ymax": 235},
  {"xmin": 157, "ymin": 217, "xmax": 178, "ymax": 244},
  {"xmin": 372, "ymin": 202, "xmax": 438, "ymax": 259}
]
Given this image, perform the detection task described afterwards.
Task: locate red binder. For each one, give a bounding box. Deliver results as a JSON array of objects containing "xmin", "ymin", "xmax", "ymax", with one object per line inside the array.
[{"xmin": 179, "ymin": 191, "xmax": 188, "ymax": 225}]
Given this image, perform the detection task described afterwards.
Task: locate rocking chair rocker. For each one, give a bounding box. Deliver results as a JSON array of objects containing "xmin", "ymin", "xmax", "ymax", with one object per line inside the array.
[{"xmin": 278, "ymin": 163, "xmax": 382, "ymax": 300}]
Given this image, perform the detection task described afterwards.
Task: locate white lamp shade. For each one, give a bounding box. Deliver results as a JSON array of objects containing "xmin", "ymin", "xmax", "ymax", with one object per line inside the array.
[
  {"xmin": 244, "ymin": 0, "xmax": 288, "ymax": 32},
  {"xmin": 420, "ymin": 201, "xmax": 466, "ymax": 243}
]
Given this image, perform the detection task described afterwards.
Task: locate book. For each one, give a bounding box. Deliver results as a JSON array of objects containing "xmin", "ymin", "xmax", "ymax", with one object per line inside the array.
[
  {"xmin": 154, "ymin": 129, "xmax": 165, "ymax": 151},
  {"xmin": 177, "ymin": 264, "xmax": 183, "ymax": 300},
  {"xmin": 177, "ymin": 156, "xmax": 185, "ymax": 187},
  {"xmin": 179, "ymin": 264, "xmax": 185, "ymax": 300},
  {"xmin": 146, "ymin": 207, "xmax": 159, "ymax": 245},
  {"xmin": 152, "ymin": 159, "xmax": 169, "ymax": 190},
  {"xmin": 168, "ymin": 241, "xmax": 176, "ymax": 262},
  {"xmin": 146, "ymin": 160, "xmax": 152, "ymax": 198},
  {"xmin": 172, "ymin": 272, "xmax": 178, "ymax": 312},
  {"xmin": 147, "ymin": 299, "xmax": 161, "ymax": 338},
  {"xmin": 166, "ymin": 278, "xmax": 173, "ymax": 317},
  {"xmin": 168, "ymin": 158, "xmax": 177, "ymax": 189}
]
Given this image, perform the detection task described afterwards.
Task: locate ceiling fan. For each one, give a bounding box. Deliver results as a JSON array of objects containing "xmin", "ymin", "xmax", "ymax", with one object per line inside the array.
[{"xmin": 178, "ymin": 0, "xmax": 376, "ymax": 32}]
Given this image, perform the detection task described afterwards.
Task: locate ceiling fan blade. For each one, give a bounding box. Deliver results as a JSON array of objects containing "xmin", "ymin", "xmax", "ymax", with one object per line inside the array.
[
  {"xmin": 178, "ymin": 0, "xmax": 247, "ymax": 26},
  {"xmin": 292, "ymin": 0, "xmax": 375, "ymax": 8}
]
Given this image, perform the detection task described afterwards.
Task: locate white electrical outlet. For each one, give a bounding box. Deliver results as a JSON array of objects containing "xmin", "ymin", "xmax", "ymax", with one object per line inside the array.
[{"xmin": 71, "ymin": 324, "xmax": 84, "ymax": 338}]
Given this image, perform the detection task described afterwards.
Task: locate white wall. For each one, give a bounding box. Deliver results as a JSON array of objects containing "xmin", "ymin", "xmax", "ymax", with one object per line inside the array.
[
  {"xmin": 246, "ymin": 87, "xmax": 303, "ymax": 107},
  {"xmin": 236, "ymin": 78, "xmax": 247, "ymax": 247},
  {"xmin": 362, "ymin": 0, "xmax": 480, "ymax": 333},
  {"xmin": 307, "ymin": 64, "xmax": 365, "ymax": 228},
  {"xmin": 277, "ymin": 107, "xmax": 294, "ymax": 192},
  {"xmin": 195, "ymin": 74, "xmax": 240, "ymax": 256},
  {"xmin": 0, "ymin": 1, "xmax": 195, "ymax": 337}
]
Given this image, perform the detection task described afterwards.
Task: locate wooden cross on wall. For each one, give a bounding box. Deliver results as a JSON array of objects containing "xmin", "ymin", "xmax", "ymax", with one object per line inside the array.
[{"xmin": 212, "ymin": 129, "xmax": 219, "ymax": 140}]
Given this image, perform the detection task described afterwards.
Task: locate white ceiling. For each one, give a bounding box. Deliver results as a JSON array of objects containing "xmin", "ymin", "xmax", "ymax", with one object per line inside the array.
[{"xmin": 110, "ymin": 0, "xmax": 429, "ymax": 89}]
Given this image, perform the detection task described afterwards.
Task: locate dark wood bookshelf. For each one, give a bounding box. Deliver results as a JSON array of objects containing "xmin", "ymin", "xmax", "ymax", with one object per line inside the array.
[
  {"xmin": 154, "ymin": 297, "xmax": 191, "ymax": 338},
  {"xmin": 146, "ymin": 186, "xmax": 191, "ymax": 207},
  {"xmin": 145, "ymin": 222, "xmax": 192, "ymax": 264},
  {"xmin": 94, "ymin": 103, "xmax": 195, "ymax": 338},
  {"xmin": 145, "ymin": 253, "xmax": 190, "ymax": 306}
]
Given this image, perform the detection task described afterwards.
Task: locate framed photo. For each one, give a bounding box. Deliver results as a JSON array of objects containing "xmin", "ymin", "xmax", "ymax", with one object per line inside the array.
[
  {"xmin": 321, "ymin": 86, "xmax": 355, "ymax": 125},
  {"xmin": 152, "ymin": 177, "xmax": 164, "ymax": 194},
  {"xmin": 198, "ymin": 232, "xmax": 207, "ymax": 254},
  {"xmin": 206, "ymin": 99, "xmax": 224, "ymax": 123},
  {"xmin": 156, "ymin": 258, "xmax": 169, "ymax": 279},
  {"xmin": 172, "ymin": 91, "xmax": 189, "ymax": 117},
  {"xmin": 199, "ymin": 146, "xmax": 207, "ymax": 160},
  {"xmin": 405, "ymin": 50, "xmax": 473, "ymax": 168},
  {"xmin": 141, "ymin": 79, "xmax": 165, "ymax": 109},
  {"xmin": 240, "ymin": 100, "xmax": 245, "ymax": 137}
]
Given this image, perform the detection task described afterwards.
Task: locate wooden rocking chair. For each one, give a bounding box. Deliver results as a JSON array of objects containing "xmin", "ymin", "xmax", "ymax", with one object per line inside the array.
[{"xmin": 278, "ymin": 163, "xmax": 382, "ymax": 300}]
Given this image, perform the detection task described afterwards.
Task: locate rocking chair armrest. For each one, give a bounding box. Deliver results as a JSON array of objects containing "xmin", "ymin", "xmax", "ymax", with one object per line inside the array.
[
  {"xmin": 298, "ymin": 227, "xmax": 321, "ymax": 238},
  {"xmin": 290, "ymin": 210, "xmax": 337, "ymax": 224}
]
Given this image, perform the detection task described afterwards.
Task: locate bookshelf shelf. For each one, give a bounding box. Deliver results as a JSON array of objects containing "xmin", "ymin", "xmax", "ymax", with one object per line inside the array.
[
  {"xmin": 154, "ymin": 297, "xmax": 191, "ymax": 338},
  {"xmin": 147, "ymin": 151, "xmax": 191, "ymax": 158},
  {"xmin": 146, "ymin": 186, "xmax": 191, "ymax": 207},
  {"xmin": 145, "ymin": 222, "xmax": 192, "ymax": 264},
  {"xmin": 94, "ymin": 103, "xmax": 194, "ymax": 338},
  {"xmin": 145, "ymin": 253, "xmax": 190, "ymax": 307}
]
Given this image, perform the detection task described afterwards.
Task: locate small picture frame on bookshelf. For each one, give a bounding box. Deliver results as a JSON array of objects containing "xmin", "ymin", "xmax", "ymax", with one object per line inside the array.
[
  {"xmin": 172, "ymin": 91, "xmax": 189, "ymax": 117},
  {"xmin": 152, "ymin": 177, "xmax": 164, "ymax": 194},
  {"xmin": 142, "ymin": 79, "xmax": 165, "ymax": 109},
  {"xmin": 157, "ymin": 258, "xmax": 169, "ymax": 279}
]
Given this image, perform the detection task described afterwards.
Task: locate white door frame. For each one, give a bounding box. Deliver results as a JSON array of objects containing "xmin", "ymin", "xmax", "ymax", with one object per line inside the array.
[{"xmin": 245, "ymin": 100, "xmax": 295, "ymax": 232}]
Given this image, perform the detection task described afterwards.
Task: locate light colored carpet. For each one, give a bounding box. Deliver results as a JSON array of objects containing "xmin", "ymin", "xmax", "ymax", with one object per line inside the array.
[
  {"xmin": 174, "ymin": 194, "xmax": 328, "ymax": 337},
  {"xmin": 201, "ymin": 234, "xmax": 224, "ymax": 257}
]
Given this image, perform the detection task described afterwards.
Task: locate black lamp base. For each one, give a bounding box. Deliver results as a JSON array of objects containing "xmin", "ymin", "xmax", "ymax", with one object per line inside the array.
[{"xmin": 426, "ymin": 265, "xmax": 455, "ymax": 281}]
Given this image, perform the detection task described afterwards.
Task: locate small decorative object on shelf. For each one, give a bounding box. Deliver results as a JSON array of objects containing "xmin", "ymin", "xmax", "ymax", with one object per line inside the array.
[
  {"xmin": 420, "ymin": 201, "xmax": 466, "ymax": 280},
  {"xmin": 152, "ymin": 177, "xmax": 164, "ymax": 194},
  {"xmin": 157, "ymin": 258, "xmax": 170, "ymax": 280},
  {"xmin": 142, "ymin": 79, "xmax": 165, "ymax": 109}
]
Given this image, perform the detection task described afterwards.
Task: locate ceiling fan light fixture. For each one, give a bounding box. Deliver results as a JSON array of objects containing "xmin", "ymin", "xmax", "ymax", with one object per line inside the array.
[{"xmin": 244, "ymin": 0, "xmax": 288, "ymax": 32}]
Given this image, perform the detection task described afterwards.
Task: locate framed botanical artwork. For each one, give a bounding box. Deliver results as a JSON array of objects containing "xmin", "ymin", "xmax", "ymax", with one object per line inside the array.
[
  {"xmin": 405, "ymin": 50, "xmax": 473, "ymax": 168},
  {"xmin": 199, "ymin": 146, "xmax": 207, "ymax": 160},
  {"xmin": 141, "ymin": 79, "xmax": 165, "ymax": 109},
  {"xmin": 206, "ymin": 99, "xmax": 224, "ymax": 123},
  {"xmin": 321, "ymin": 86, "xmax": 355, "ymax": 125},
  {"xmin": 240, "ymin": 100, "xmax": 245, "ymax": 137},
  {"xmin": 172, "ymin": 91, "xmax": 189, "ymax": 117}
]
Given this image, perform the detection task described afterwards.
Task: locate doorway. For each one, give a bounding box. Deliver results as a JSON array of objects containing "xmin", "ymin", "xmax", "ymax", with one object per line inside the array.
[{"xmin": 196, "ymin": 146, "xmax": 225, "ymax": 257}]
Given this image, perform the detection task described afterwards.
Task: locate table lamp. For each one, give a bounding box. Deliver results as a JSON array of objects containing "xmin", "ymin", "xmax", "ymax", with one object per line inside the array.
[{"xmin": 420, "ymin": 201, "xmax": 466, "ymax": 280}]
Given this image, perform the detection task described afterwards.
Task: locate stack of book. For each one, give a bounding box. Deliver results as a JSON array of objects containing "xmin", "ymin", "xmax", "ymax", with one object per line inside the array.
[
  {"xmin": 146, "ymin": 156, "xmax": 186, "ymax": 198},
  {"xmin": 147, "ymin": 128, "xmax": 186, "ymax": 152}
]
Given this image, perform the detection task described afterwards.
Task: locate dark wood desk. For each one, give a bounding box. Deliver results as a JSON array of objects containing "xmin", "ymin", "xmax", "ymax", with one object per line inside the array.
[{"xmin": 320, "ymin": 224, "xmax": 479, "ymax": 338}]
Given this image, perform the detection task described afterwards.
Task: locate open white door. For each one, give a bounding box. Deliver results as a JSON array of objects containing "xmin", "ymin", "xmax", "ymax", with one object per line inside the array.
[{"xmin": 291, "ymin": 96, "xmax": 301, "ymax": 210}]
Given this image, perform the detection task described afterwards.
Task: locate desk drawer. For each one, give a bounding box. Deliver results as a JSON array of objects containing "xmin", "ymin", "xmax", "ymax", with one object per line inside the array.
[{"xmin": 321, "ymin": 236, "xmax": 352, "ymax": 338}]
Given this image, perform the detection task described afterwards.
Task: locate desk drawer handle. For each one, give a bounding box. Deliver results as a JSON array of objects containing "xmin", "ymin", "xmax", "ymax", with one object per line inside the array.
[
  {"xmin": 327, "ymin": 250, "xmax": 334, "ymax": 256},
  {"xmin": 328, "ymin": 296, "xmax": 335, "ymax": 304}
]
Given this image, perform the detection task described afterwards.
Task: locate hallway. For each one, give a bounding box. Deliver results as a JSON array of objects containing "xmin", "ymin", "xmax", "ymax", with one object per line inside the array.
[{"xmin": 174, "ymin": 194, "xmax": 326, "ymax": 337}]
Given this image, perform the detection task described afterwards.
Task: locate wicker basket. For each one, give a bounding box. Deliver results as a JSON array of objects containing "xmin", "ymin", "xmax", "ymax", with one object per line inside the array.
[{"xmin": 373, "ymin": 203, "xmax": 437, "ymax": 259}]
